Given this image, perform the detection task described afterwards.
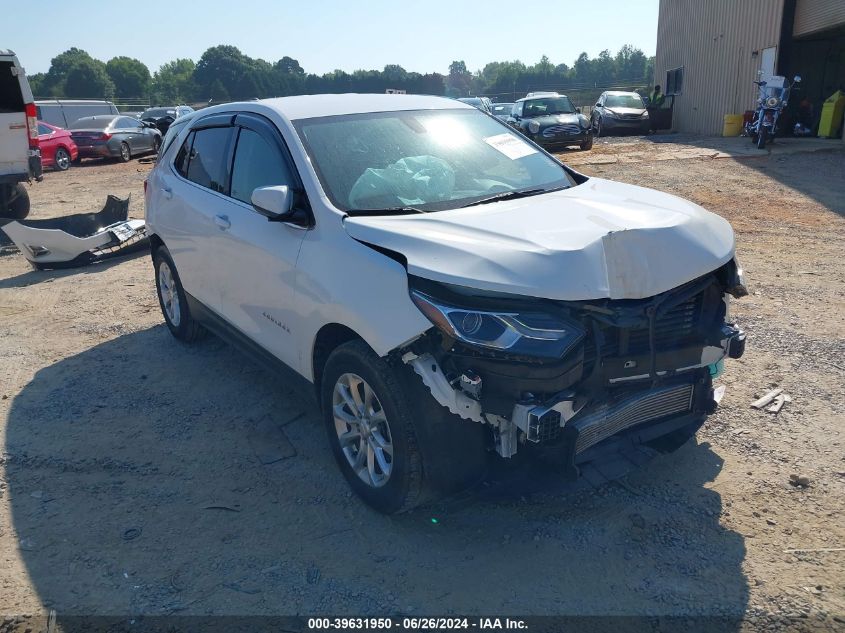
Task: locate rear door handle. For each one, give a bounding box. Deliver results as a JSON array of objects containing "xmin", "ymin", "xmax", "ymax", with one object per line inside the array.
[
  {"xmin": 162, "ymin": 186, "xmax": 173, "ymax": 200},
  {"xmin": 214, "ymin": 214, "xmax": 231, "ymax": 230}
]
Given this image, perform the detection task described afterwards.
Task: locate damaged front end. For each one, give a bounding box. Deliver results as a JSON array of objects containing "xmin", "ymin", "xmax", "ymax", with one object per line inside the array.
[{"xmin": 399, "ymin": 259, "xmax": 746, "ymax": 476}]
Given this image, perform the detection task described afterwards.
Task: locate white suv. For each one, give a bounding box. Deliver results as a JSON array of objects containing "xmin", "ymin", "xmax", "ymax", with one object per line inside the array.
[
  {"xmin": 0, "ymin": 50, "xmax": 41, "ymax": 219},
  {"xmin": 145, "ymin": 94, "xmax": 747, "ymax": 513}
]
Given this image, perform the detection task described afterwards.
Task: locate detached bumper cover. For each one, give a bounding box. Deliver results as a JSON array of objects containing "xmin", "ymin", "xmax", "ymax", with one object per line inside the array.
[{"xmin": 0, "ymin": 195, "xmax": 149, "ymax": 269}]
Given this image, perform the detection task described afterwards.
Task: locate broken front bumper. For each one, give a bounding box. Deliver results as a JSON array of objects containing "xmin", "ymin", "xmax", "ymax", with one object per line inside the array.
[{"xmin": 401, "ymin": 269, "xmax": 746, "ymax": 477}]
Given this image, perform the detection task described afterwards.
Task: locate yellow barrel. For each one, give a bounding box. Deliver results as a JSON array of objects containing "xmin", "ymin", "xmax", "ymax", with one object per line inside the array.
[
  {"xmin": 723, "ymin": 114, "xmax": 744, "ymax": 137},
  {"xmin": 818, "ymin": 90, "xmax": 845, "ymax": 138}
]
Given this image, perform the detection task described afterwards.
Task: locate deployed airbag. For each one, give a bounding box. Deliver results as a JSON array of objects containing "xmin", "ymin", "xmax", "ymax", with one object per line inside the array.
[
  {"xmin": 349, "ymin": 155, "xmax": 455, "ymax": 207},
  {"xmin": 0, "ymin": 195, "xmax": 148, "ymax": 270}
]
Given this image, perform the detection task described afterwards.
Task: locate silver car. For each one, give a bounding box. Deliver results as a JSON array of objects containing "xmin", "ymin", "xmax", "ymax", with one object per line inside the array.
[{"xmin": 69, "ymin": 115, "xmax": 162, "ymax": 163}]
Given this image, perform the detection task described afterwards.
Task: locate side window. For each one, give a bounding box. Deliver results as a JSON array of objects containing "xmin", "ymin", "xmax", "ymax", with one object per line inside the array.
[
  {"xmin": 230, "ymin": 127, "xmax": 293, "ymax": 204},
  {"xmin": 37, "ymin": 123, "xmax": 51, "ymax": 135},
  {"xmin": 514, "ymin": 102, "xmax": 523, "ymax": 117},
  {"xmin": 115, "ymin": 117, "xmax": 135, "ymax": 129},
  {"xmin": 186, "ymin": 127, "xmax": 234, "ymax": 193},
  {"xmin": 174, "ymin": 131, "xmax": 194, "ymax": 177}
]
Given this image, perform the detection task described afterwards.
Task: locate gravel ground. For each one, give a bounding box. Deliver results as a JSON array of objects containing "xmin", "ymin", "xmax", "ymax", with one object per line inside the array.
[{"xmin": 0, "ymin": 139, "xmax": 843, "ymax": 632}]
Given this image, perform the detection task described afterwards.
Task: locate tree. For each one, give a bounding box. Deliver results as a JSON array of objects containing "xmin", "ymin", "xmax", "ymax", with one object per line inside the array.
[
  {"xmin": 64, "ymin": 58, "xmax": 114, "ymax": 98},
  {"xmin": 193, "ymin": 45, "xmax": 254, "ymax": 100},
  {"xmin": 28, "ymin": 73, "xmax": 47, "ymax": 98},
  {"xmin": 446, "ymin": 60, "xmax": 472, "ymax": 97},
  {"xmin": 42, "ymin": 47, "xmax": 97, "ymax": 96},
  {"xmin": 106, "ymin": 56, "xmax": 151, "ymax": 99},
  {"xmin": 152, "ymin": 59, "xmax": 196, "ymax": 103}
]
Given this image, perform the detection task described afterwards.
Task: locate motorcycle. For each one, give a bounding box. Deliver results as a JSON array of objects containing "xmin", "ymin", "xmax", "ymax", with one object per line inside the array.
[{"xmin": 745, "ymin": 72, "xmax": 801, "ymax": 150}]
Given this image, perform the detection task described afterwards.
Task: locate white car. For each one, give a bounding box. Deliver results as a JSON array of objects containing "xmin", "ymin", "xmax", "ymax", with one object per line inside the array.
[
  {"xmin": 145, "ymin": 94, "xmax": 747, "ymax": 513},
  {"xmin": 0, "ymin": 50, "xmax": 41, "ymax": 219}
]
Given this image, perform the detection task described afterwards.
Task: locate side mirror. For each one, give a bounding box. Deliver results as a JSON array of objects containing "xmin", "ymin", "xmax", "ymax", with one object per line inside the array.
[
  {"xmin": 577, "ymin": 107, "xmax": 582, "ymax": 114},
  {"xmin": 595, "ymin": 102, "xmax": 601, "ymax": 108},
  {"xmin": 794, "ymin": 75, "xmax": 802, "ymax": 82},
  {"xmin": 251, "ymin": 185, "xmax": 309, "ymax": 225}
]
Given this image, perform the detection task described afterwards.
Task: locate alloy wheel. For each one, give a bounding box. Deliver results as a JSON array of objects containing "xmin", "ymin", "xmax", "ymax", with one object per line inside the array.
[
  {"xmin": 158, "ymin": 261, "xmax": 181, "ymax": 327},
  {"xmin": 332, "ymin": 373, "xmax": 394, "ymax": 488},
  {"xmin": 55, "ymin": 148, "xmax": 70, "ymax": 171}
]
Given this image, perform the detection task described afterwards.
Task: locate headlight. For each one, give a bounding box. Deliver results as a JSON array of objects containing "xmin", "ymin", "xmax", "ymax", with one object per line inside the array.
[
  {"xmin": 766, "ymin": 96, "xmax": 780, "ymax": 108},
  {"xmin": 603, "ymin": 110, "xmax": 619, "ymax": 118},
  {"xmin": 410, "ymin": 291, "xmax": 586, "ymax": 359},
  {"xmin": 527, "ymin": 120, "xmax": 540, "ymax": 134},
  {"xmin": 640, "ymin": 111, "xmax": 649, "ymax": 119}
]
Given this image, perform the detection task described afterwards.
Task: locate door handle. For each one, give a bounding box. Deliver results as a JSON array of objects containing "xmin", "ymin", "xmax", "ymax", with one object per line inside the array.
[
  {"xmin": 214, "ymin": 215, "xmax": 231, "ymax": 230},
  {"xmin": 162, "ymin": 186, "xmax": 173, "ymax": 200}
]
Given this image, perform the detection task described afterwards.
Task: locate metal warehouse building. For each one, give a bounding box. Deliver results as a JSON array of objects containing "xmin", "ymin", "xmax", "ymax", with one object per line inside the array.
[{"xmin": 654, "ymin": 0, "xmax": 845, "ymax": 137}]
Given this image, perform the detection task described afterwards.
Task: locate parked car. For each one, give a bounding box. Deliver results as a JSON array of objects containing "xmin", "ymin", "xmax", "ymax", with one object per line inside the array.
[
  {"xmin": 37, "ymin": 122, "xmax": 78, "ymax": 171},
  {"xmin": 591, "ymin": 91, "xmax": 650, "ymax": 136},
  {"xmin": 457, "ymin": 97, "xmax": 492, "ymax": 113},
  {"xmin": 146, "ymin": 94, "xmax": 747, "ymax": 513},
  {"xmin": 0, "ymin": 49, "xmax": 40, "ymax": 219},
  {"xmin": 70, "ymin": 115, "xmax": 161, "ymax": 163},
  {"xmin": 35, "ymin": 99, "xmax": 119, "ymax": 128},
  {"xmin": 508, "ymin": 93, "xmax": 593, "ymax": 150},
  {"xmin": 491, "ymin": 102, "xmax": 514, "ymax": 121},
  {"xmin": 139, "ymin": 105, "xmax": 195, "ymax": 136}
]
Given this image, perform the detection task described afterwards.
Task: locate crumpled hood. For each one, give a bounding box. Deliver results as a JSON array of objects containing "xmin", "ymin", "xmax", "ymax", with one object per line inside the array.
[{"xmin": 343, "ymin": 178, "xmax": 735, "ymax": 301}]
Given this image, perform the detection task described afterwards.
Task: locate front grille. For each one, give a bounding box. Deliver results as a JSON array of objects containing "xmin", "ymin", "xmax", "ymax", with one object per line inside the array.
[
  {"xmin": 573, "ymin": 383, "xmax": 694, "ymax": 453},
  {"xmin": 542, "ymin": 124, "xmax": 581, "ymax": 138},
  {"xmin": 626, "ymin": 293, "xmax": 702, "ymax": 353}
]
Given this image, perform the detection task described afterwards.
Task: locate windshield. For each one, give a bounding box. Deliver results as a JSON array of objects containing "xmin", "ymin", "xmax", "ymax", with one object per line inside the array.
[
  {"xmin": 294, "ymin": 109, "xmax": 573, "ymax": 213},
  {"xmin": 141, "ymin": 108, "xmax": 176, "ymax": 119},
  {"xmin": 605, "ymin": 94, "xmax": 644, "ymax": 108},
  {"xmin": 522, "ymin": 97, "xmax": 576, "ymax": 117}
]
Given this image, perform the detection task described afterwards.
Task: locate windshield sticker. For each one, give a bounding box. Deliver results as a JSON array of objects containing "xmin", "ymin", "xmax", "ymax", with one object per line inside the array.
[{"xmin": 484, "ymin": 133, "xmax": 538, "ymax": 160}]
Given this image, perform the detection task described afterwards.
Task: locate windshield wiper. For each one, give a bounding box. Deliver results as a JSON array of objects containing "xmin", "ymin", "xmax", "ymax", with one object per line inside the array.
[
  {"xmin": 460, "ymin": 186, "xmax": 567, "ymax": 208},
  {"xmin": 346, "ymin": 206, "xmax": 427, "ymax": 217}
]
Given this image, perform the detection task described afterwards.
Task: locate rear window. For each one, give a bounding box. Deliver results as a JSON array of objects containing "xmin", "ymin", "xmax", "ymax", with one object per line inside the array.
[
  {"xmin": 70, "ymin": 116, "xmax": 114, "ymax": 130},
  {"xmin": 142, "ymin": 108, "xmax": 176, "ymax": 119},
  {"xmin": 0, "ymin": 61, "xmax": 25, "ymax": 113}
]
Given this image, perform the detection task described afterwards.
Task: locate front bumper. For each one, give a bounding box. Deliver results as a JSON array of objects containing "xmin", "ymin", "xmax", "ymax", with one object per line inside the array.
[
  {"xmin": 602, "ymin": 116, "xmax": 650, "ymax": 131},
  {"xmin": 530, "ymin": 131, "xmax": 591, "ymax": 148},
  {"xmin": 402, "ymin": 269, "xmax": 746, "ymax": 477}
]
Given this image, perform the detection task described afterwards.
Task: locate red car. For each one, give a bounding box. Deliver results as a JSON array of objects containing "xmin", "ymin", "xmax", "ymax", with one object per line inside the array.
[{"xmin": 37, "ymin": 121, "xmax": 79, "ymax": 171}]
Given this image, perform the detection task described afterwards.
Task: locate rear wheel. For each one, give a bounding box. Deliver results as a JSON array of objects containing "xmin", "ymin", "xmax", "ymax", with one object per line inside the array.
[
  {"xmin": 153, "ymin": 246, "xmax": 205, "ymax": 342},
  {"xmin": 1, "ymin": 183, "xmax": 30, "ymax": 220},
  {"xmin": 54, "ymin": 147, "xmax": 71, "ymax": 171},
  {"xmin": 119, "ymin": 142, "xmax": 131, "ymax": 162},
  {"xmin": 152, "ymin": 136, "xmax": 161, "ymax": 153}
]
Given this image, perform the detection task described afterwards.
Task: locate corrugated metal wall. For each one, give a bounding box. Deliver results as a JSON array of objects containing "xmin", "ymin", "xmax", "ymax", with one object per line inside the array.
[
  {"xmin": 655, "ymin": 0, "xmax": 785, "ymax": 135},
  {"xmin": 794, "ymin": 0, "xmax": 845, "ymax": 37}
]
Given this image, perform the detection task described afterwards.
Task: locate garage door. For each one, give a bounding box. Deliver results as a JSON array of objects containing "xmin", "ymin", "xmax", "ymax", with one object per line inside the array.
[{"xmin": 794, "ymin": 0, "xmax": 845, "ymax": 37}]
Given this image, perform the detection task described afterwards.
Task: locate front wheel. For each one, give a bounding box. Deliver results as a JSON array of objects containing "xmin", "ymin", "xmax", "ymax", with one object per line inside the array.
[
  {"xmin": 54, "ymin": 147, "xmax": 71, "ymax": 171},
  {"xmin": 580, "ymin": 135, "xmax": 594, "ymax": 151},
  {"xmin": 757, "ymin": 127, "xmax": 768, "ymax": 150},
  {"xmin": 322, "ymin": 340, "xmax": 426, "ymax": 514},
  {"xmin": 595, "ymin": 117, "xmax": 605, "ymax": 137}
]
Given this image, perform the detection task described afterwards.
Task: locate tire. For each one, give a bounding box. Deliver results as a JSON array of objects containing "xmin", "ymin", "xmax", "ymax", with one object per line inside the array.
[
  {"xmin": 1, "ymin": 183, "xmax": 30, "ymax": 220},
  {"xmin": 152, "ymin": 136, "xmax": 161, "ymax": 153},
  {"xmin": 580, "ymin": 135, "xmax": 594, "ymax": 151},
  {"xmin": 119, "ymin": 142, "xmax": 131, "ymax": 163},
  {"xmin": 54, "ymin": 147, "xmax": 71, "ymax": 171},
  {"xmin": 757, "ymin": 127, "xmax": 767, "ymax": 150},
  {"xmin": 153, "ymin": 245, "xmax": 206, "ymax": 342},
  {"xmin": 596, "ymin": 117, "xmax": 605, "ymax": 137},
  {"xmin": 321, "ymin": 340, "xmax": 426, "ymax": 514}
]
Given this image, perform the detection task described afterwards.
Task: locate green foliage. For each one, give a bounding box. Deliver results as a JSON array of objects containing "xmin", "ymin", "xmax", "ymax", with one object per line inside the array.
[
  {"xmin": 64, "ymin": 58, "xmax": 114, "ymax": 99},
  {"xmin": 151, "ymin": 59, "xmax": 196, "ymax": 104},
  {"xmin": 33, "ymin": 44, "xmax": 654, "ymax": 106},
  {"xmin": 106, "ymin": 56, "xmax": 151, "ymax": 99}
]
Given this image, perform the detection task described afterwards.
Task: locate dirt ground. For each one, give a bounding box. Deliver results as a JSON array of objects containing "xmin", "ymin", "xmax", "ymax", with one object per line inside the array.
[{"xmin": 0, "ymin": 137, "xmax": 844, "ymax": 632}]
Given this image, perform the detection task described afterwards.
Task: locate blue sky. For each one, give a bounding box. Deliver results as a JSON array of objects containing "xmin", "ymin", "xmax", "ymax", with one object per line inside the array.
[{"xmin": 7, "ymin": 0, "xmax": 659, "ymax": 76}]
